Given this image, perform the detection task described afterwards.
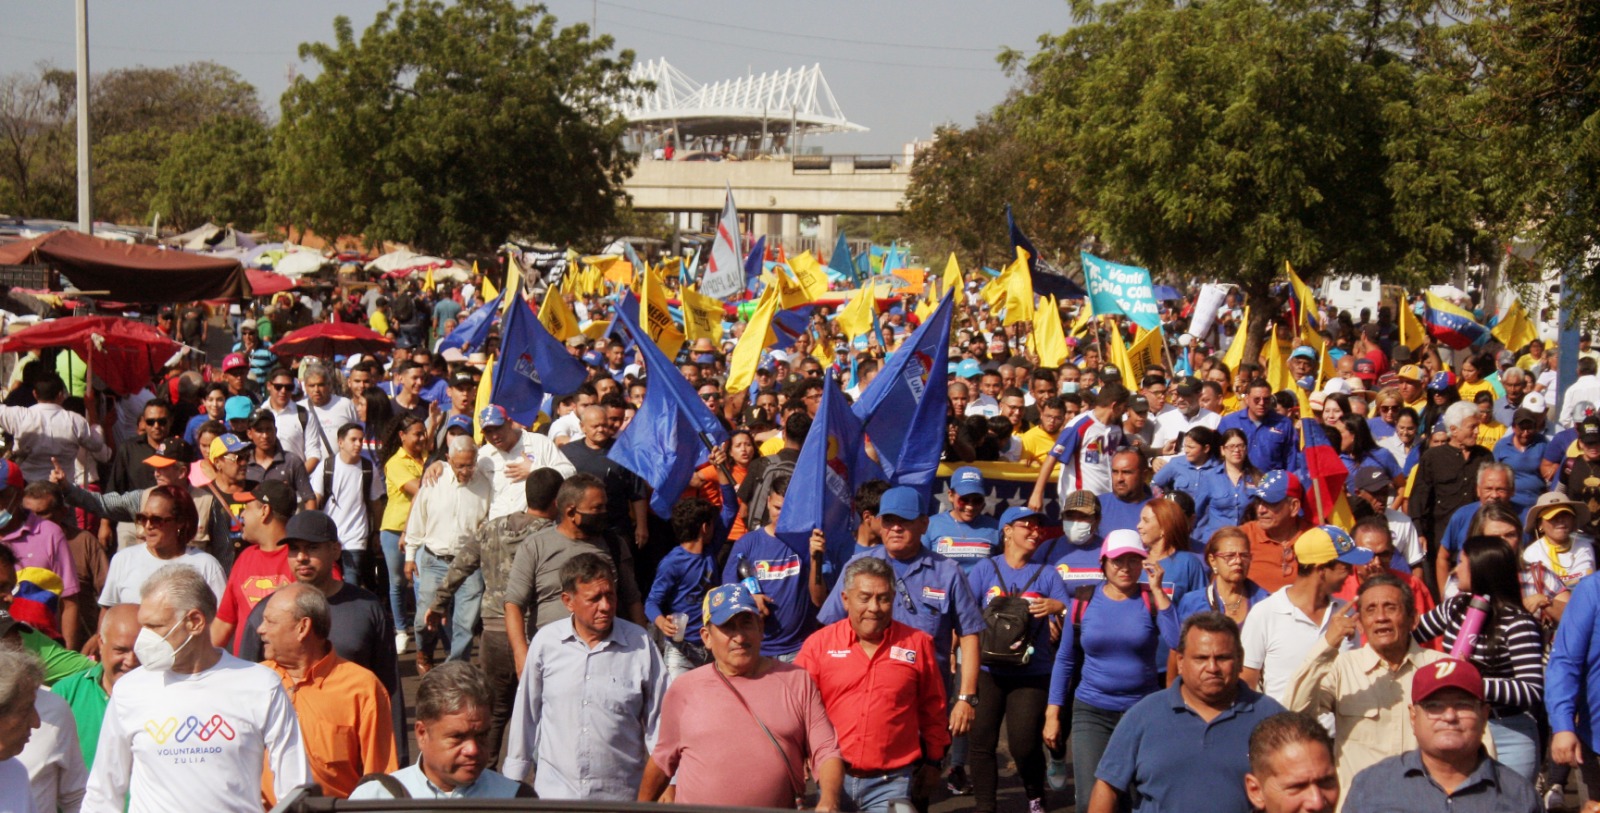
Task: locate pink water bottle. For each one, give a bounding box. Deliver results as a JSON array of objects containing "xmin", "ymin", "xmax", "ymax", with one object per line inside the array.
[{"xmin": 1451, "ymin": 595, "xmax": 1491, "ymax": 659}]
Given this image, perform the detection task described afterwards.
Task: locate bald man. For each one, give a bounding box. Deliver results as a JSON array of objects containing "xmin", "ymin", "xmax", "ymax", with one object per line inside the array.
[
  {"xmin": 560, "ymin": 404, "xmax": 648, "ymax": 548},
  {"xmin": 50, "ymin": 604, "xmax": 140, "ymax": 773}
]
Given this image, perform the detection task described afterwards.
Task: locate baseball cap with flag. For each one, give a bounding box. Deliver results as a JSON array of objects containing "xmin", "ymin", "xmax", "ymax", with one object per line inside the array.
[
  {"xmin": 703, "ymin": 583, "xmax": 761, "ymax": 626},
  {"xmin": 1294, "ymin": 525, "xmax": 1373, "ymax": 567},
  {"xmin": 477, "ymin": 405, "xmax": 509, "ymax": 429},
  {"xmin": 1253, "ymin": 471, "xmax": 1304, "ymax": 505}
]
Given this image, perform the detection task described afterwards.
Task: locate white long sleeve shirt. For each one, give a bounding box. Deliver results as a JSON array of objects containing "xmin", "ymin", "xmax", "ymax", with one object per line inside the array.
[
  {"xmin": 480, "ymin": 429, "xmax": 576, "ymax": 520},
  {"xmin": 0, "ymin": 402, "xmax": 111, "ymax": 485},
  {"xmin": 18, "ymin": 688, "xmax": 86, "ymax": 813},
  {"xmin": 83, "ymin": 652, "xmax": 310, "ymax": 813},
  {"xmin": 404, "ymin": 466, "xmax": 492, "ymax": 561}
]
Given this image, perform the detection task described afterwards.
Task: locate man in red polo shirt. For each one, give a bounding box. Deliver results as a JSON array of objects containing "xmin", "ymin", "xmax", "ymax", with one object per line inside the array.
[{"xmin": 797, "ymin": 556, "xmax": 950, "ymax": 813}]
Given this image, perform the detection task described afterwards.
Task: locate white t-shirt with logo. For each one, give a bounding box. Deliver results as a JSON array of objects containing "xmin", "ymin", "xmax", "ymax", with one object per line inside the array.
[
  {"xmin": 311, "ymin": 456, "xmax": 388, "ymax": 552},
  {"xmin": 83, "ymin": 653, "xmax": 311, "ymax": 813}
]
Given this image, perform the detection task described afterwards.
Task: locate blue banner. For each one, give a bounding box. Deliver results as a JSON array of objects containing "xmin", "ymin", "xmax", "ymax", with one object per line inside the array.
[{"xmin": 1081, "ymin": 251, "xmax": 1162, "ymax": 331}]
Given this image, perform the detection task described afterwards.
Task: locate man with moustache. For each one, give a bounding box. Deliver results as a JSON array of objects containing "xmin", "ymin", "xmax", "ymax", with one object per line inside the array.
[{"xmin": 50, "ymin": 605, "xmax": 141, "ymax": 774}]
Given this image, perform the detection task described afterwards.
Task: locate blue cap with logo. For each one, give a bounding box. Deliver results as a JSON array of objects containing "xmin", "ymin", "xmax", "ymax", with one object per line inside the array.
[
  {"xmin": 445, "ymin": 414, "xmax": 474, "ymax": 433},
  {"xmin": 703, "ymin": 583, "xmax": 762, "ymax": 626},
  {"xmin": 477, "ymin": 404, "xmax": 509, "ymax": 428},
  {"xmin": 1253, "ymin": 470, "xmax": 1303, "ymax": 504},
  {"xmin": 956, "ymin": 359, "xmax": 982, "ymax": 380},
  {"xmin": 582, "ymin": 350, "xmax": 605, "ymax": 368},
  {"xmin": 951, "ymin": 466, "xmax": 986, "ymax": 497},
  {"xmin": 878, "ymin": 486, "xmax": 925, "ymax": 521},
  {"xmin": 999, "ymin": 505, "xmax": 1044, "ymax": 527},
  {"xmin": 1290, "ymin": 345, "xmax": 1318, "ymax": 361}
]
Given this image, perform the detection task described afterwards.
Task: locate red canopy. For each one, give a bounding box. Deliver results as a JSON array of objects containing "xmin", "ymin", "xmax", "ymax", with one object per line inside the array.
[
  {"xmin": 245, "ymin": 269, "xmax": 297, "ymax": 296},
  {"xmin": 0, "ymin": 230, "xmax": 249, "ymax": 302},
  {"xmin": 0, "ymin": 316, "xmax": 182, "ymax": 396},
  {"xmin": 271, "ymin": 322, "xmax": 394, "ymax": 358}
]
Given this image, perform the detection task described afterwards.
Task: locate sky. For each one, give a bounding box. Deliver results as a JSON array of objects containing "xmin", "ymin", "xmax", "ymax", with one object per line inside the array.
[{"xmin": 0, "ymin": 0, "xmax": 1072, "ymax": 154}]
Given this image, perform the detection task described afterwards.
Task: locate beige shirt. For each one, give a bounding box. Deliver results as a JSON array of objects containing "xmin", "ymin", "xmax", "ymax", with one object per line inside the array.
[
  {"xmin": 1284, "ymin": 638, "xmax": 1454, "ymax": 811},
  {"xmin": 404, "ymin": 466, "xmax": 492, "ymax": 561}
]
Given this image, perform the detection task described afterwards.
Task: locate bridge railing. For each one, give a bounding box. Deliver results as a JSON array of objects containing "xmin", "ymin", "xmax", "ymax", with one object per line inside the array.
[{"xmin": 791, "ymin": 154, "xmax": 907, "ymax": 174}]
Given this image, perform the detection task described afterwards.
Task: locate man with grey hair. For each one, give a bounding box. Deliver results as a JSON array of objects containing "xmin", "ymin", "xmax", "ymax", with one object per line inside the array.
[
  {"xmin": 259, "ymin": 583, "xmax": 396, "ymax": 799},
  {"xmin": 84, "ymin": 564, "xmax": 310, "ymax": 813},
  {"xmin": 350, "ymin": 662, "xmax": 532, "ymax": 799},
  {"xmin": 297, "ymin": 359, "xmax": 360, "ymax": 463},
  {"xmin": 1433, "ymin": 461, "xmax": 1516, "ymax": 597},
  {"xmin": 405, "ymin": 432, "xmax": 492, "ymax": 670},
  {"xmin": 503, "ymin": 552, "xmax": 665, "ymax": 798},
  {"xmin": 1408, "ymin": 399, "xmax": 1491, "ymax": 597},
  {"xmin": 0, "ymin": 646, "xmax": 46, "ymax": 812},
  {"xmin": 1493, "ymin": 366, "xmax": 1531, "ymax": 427},
  {"xmin": 798, "ymin": 556, "xmax": 949, "ymax": 813}
]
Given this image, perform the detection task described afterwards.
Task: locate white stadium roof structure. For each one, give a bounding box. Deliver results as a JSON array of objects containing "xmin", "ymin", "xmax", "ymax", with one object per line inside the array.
[{"xmin": 618, "ymin": 58, "xmax": 866, "ymax": 153}]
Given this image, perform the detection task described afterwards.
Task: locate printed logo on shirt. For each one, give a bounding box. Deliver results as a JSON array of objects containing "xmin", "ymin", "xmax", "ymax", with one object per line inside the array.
[
  {"xmin": 753, "ymin": 555, "xmax": 802, "ymax": 581},
  {"xmin": 921, "ymin": 586, "xmax": 947, "ymax": 604},
  {"xmin": 985, "ymin": 585, "xmax": 1008, "ymax": 602},
  {"xmin": 1055, "ymin": 563, "xmax": 1104, "ymax": 582},
  {"xmin": 827, "ymin": 649, "xmax": 851, "ymax": 658},
  {"xmin": 889, "ymin": 646, "xmax": 917, "ymax": 664},
  {"xmin": 935, "ymin": 538, "xmax": 993, "ymax": 559},
  {"xmin": 143, "ymin": 714, "xmax": 238, "ymax": 764}
]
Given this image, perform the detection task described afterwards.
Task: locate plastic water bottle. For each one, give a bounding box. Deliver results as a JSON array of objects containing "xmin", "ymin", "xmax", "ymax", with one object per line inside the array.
[
  {"xmin": 736, "ymin": 556, "xmax": 762, "ymax": 596},
  {"xmin": 1451, "ymin": 595, "xmax": 1491, "ymax": 660}
]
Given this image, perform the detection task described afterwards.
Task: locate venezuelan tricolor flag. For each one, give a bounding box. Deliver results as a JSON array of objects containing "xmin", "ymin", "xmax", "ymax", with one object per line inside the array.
[{"xmin": 1423, "ymin": 292, "xmax": 1489, "ymax": 350}]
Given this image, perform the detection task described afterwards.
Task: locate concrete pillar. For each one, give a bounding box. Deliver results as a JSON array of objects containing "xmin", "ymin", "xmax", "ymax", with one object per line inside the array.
[
  {"xmin": 753, "ymin": 213, "xmax": 778, "ymax": 241},
  {"xmin": 817, "ymin": 214, "xmax": 838, "ymax": 256},
  {"xmin": 781, "ymin": 213, "xmax": 800, "ymax": 253}
]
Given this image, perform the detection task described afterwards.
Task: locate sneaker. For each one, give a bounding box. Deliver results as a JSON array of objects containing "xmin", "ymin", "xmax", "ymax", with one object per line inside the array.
[
  {"xmin": 945, "ymin": 766, "xmax": 970, "ymax": 796},
  {"xmin": 1544, "ymin": 784, "xmax": 1565, "ymax": 812},
  {"xmin": 394, "ymin": 630, "xmax": 410, "ymax": 655},
  {"xmin": 1046, "ymin": 752, "xmax": 1069, "ymax": 792},
  {"xmin": 1028, "ymin": 797, "xmax": 1046, "ymax": 813}
]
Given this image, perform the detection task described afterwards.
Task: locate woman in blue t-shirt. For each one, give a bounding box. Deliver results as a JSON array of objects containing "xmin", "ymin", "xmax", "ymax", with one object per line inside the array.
[
  {"xmin": 1134, "ymin": 497, "xmax": 1209, "ymax": 605},
  {"xmin": 1152, "ymin": 425, "xmax": 1222, "ymax": 512},
  {"xmin": 1198, "ymin": 428, "xmax": 1263, "ymax": 540},
  {"xmin": 966, "ymin": 506, "xmax": 1069, "ymax": 813},
  {"xmin": 1042, "ymin": 529, "xmax": 1179, "ymax": 813}
]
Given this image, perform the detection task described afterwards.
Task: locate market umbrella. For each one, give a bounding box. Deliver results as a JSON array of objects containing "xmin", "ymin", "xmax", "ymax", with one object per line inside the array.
[
  {"xmin": 0, "ymin": 316, "xmax": 183, "ymax": 396},
  {"xmin": 271, "ymin": 322, "xmax": 394, "ymax": 358},
  {"xmin": 246, "ymin": 269, "xmax": 297, "ymax": 296}
]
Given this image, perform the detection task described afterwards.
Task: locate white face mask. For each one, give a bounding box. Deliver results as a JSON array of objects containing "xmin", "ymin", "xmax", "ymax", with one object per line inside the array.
[
  {"xmin": 1064, "ymin": 520, "xmax": 1094, "ymax": 545},
  {"xmin": 134, "ymin": 620, "xmax": 194, "ymax": 673}
]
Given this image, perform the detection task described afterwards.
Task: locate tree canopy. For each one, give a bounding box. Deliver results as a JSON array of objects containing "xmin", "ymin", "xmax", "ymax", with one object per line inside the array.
[{"xmin": 271, "ymin": 0, "xmax": 642, "ymax": 256}]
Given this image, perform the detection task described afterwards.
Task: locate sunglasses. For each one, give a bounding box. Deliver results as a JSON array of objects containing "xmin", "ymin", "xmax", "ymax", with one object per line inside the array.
[
  {"xmin": 700, "ymin": 393, "xmax": 722, "ymax": 402},
  {"xmin": 135, "ymin": 513, "xmax": 176, "ymax": 526},
  {"xmin": 269, "ymin": 382, "xmax": 294, "ymax": 391}
]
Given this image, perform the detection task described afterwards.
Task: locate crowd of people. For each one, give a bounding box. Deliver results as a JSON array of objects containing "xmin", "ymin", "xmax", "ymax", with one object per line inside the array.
[{"xmin": 0, "ymin": 260, "xmax": 1598, "ymax": 813}]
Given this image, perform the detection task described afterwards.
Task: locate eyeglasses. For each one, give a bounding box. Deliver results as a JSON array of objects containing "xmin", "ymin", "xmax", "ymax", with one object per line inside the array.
[
  {"xmin": 956, "ymin": 494, "xmax": 986, "ymax": 506},
  {"xmin": 1222, "ymin": 444, "xmax": 1247, "ymax": 452},
  {"xmin": 143, "ymin": 417, "xmax": 169, "ymax": 426},
  {"xmin": 218, "ymin": 453, "xmax": 245, "ymax": 464},
  {"xmin": 135, "ymin": 513, "xmax": 175, "ymax": 526},
  {"xmin": 269, "ymin": 383, "xmax": 294, "ymax": 391},
  {"xmin": 1212, "ymin": 552, "xmax": 1252, "ymax": 562}
]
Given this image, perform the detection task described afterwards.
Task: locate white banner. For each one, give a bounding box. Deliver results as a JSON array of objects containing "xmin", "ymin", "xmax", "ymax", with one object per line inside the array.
[
  {"xmin": 1187, "ymin": 283, "xmax": 1229, "ymax": 341},
  {"xmin": 700, "ymin": 186, "xmax": 745, "ymax": 300}
]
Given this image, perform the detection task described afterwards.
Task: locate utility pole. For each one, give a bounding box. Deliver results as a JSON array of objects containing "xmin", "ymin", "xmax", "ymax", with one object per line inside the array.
[{"xmin": 75, "ymin": 0, "xmax": 92, "ymax": 234}]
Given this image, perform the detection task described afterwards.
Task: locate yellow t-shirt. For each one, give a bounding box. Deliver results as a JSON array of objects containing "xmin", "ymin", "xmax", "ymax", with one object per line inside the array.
[
  {"xmin": 369, "ymin": 311, "xmax": 391, "ymax": 336},
  {"xmin": 1459, "ymin": 379, "xmax": 1496, "ymax": 402},
  {"xmin": 381, "ymin": 451, "xmax": 424, "ymax": 531},
  {"xmin": 759, "ymin": 434, "xmax": 785, "ymax": 457},
  {"xmin": 1477, "ymin": 420, "xmax": 1507, "ymax": 449},
  {"xmin": 1019, "ymin": 426, "xmax": 1057, "ymax": 466}
]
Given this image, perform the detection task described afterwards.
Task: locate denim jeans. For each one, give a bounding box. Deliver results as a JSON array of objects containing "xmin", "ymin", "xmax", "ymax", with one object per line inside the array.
[
  {"xmin": 414, "ymin": 545, "xmax": 483, "ymax": 662},
  {"xmin": 1071, "ymin": 698, "xmax": 1126, "ymax": 813},
  {"xmin": 341, "ymin": 550, "xmax": 362, "ymax": 586},
  {"xmin": 1489, "ymin": 710, "xmax": 1539, "ymax": 783},
  {"xmin": 379, "ymin": 530, "xmax": 406, "ymax": 634},
  {"xmin": 840, "ymin": 766, "xmax": 913, "ymax": 813},
  {"xmin": 662, "ymin": 639, "xmax": 710, "ymax": 680}
]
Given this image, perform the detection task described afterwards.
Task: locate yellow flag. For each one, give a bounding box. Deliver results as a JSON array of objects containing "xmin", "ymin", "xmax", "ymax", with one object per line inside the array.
[
  {"xmin": 1032, "ymin": 296, "xmax": 1070, "ymax": 368},
  {"xmin": 1002, "ymin": 250, "xmax": 1035, "ymax": 326},
  {"xmin": 942, "ymin": 254, "xmax": 962, "ymax": 299},
  {"xmin": 1107, "ymin": 320, "xmax": 1138, "ymax": 390},
  {"xmin": 679, "ymin": 285, "xmax": 725, "ymax": 344},
  {"xmin": 1264, "ymin": 329, "xmax": 1293, "ymax": 393},
  {"xmin": 1398, "ymin": 296, "xmax": 1427, "ymax": 351},
  {"xmin": 770, "ymin": 266, "xmax": 812, "ymax": 310},
  {"xmin": 726, "ymin": 287, "xmax": 780, "ymax": 393},
  {"xmin": 478, "ymin": 261, "xmax": 498, "ymax": 302},
  {"xmin": 502, "ymin": 254, "xmax": 525, "ymax": 313},
  {"xmin": 473, "ymin": 356, "xmax": 494, "ymax": 443},
  {"xmin": 787, "ymin": 251, "xmax": 830, "ymax": 303},
  {"xmin": 1221, "ymin": 307, "xmax": 1250, "ymax": 372},
  {"xmin": 915, "ymin": 295, "xmax": 935, "ymax": 324},
  {"xmin": 537, "ymin": 287, "xmax": 581, "ymax": 342},
  {"xmin": 1285, "ymin": 261, "xmax": 1317, "ymax": 328},
  {"xmin": 1492, "ymin": 300, "xmax": 1538, "ymax": 353},
  {"xmin": 836, "ymin": 286, "xmax": 878, "ymax": 342},
  {"xmin": 422, "ymin": 266, "xmax": 435, "ymax": 295},
  {"xmin": 1124, "ymin": 324, "xmax": 1164, "ymax": 386},
  {"xmin": 642, "ymin": 266, "xmax": 686, "ymax": 360}
]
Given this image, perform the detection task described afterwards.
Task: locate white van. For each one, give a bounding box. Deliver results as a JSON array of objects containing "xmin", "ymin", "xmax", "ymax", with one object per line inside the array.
[{"xmin": 1319, "ymin": 274, "xmax": 1383, "ymax": 320}]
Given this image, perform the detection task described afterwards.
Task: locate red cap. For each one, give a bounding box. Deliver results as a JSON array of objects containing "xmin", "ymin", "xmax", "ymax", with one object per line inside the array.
[
  {"xmin": 222, "ymin": 352, "xmax": 249, "ymax": 371},
  {"xmin": 1412, "ymin": 657, "xmax": 1484, "ymax": 702},
  {"xmin": 0, "ymin": 460, "xmax": 23, "ymax": 491}
]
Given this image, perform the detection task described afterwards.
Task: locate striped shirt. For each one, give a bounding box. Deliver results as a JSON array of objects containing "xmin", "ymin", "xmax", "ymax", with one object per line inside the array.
[{"xmin": 1412, "ymin": 594, "xmax": 1544, "ymax": 714}]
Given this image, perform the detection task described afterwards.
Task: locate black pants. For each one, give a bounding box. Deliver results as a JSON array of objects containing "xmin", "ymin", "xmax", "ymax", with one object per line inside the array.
[
  {"xmin": 970, "ymin": 670, "xmax": 1050, "ymax": 812},
  {"xmin": 479, "ymin": 619, "xmax": 518, "ymax": 771}
]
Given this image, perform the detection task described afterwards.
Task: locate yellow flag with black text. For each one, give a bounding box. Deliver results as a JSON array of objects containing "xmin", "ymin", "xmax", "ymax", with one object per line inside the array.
[
  {"xmin": 641, "ymin": 267, "xmax": 685, "ymax": 361},
  {"xmin": 679, "ymin": 285, "xmax": 725, "ymax": 345},
  {"xmin": 538, "ymin": 288, "xmax": 581, "ymax": 343}
]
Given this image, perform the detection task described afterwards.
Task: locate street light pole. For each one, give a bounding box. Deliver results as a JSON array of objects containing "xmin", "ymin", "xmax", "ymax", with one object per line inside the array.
[{"xmin": 75, "ymin": 0, "xmax": 92, "ymax": 235}]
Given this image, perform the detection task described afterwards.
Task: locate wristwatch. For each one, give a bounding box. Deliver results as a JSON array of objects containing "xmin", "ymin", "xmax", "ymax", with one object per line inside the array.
[{"xmin": 955, "ymin": 693, "xmax": 979, "ymax": 706}]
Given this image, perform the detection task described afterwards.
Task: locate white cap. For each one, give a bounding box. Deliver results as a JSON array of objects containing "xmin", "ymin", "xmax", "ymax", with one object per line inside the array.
[
  {"xmin": 769, "ymin": 350, "xmax": 790, "ymax": 363},
  {"xmin": 1321, "ymin": 378, "xmax": 1351, "ymax": 396},
  {"xmin": 1523, "ymin": 392, "xmax": 1548, "ymax": 414},
  {"xmin": 1177, "ymin": 333, "xmax": 1194, "ymax": 347}
]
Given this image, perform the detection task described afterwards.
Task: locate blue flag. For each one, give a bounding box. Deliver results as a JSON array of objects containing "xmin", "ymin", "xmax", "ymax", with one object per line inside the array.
[
  {"xmin": 437, "ymin": 292, "xmax": 503, "ymax": 354},
  {"xmin": 827, "ymin": 231, "xmax": 856, "ymax": 285},
  {"xmin": 1008, "ymin": 204, "xmax": 1087, "ymax": 300},
  {"xmin": 776, "ymin": 375, "xmax": 883, "ymax": 564},
  {"xmin": 489, "ymin": 293, "xmax": 588, "ymax": 427},
  {"xmin": 852, "ymin": 292, "xmax": 954, "ymax": 489},
  {"xmin": 610, "ymin": 305, "xmax": 730, "ymax": 518}
]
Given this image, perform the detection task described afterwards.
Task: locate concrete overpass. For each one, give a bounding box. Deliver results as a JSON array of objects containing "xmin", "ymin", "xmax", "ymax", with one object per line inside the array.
[{"xmin": 623, "ymin": 155, "xmax": 911, "ymax": 250}]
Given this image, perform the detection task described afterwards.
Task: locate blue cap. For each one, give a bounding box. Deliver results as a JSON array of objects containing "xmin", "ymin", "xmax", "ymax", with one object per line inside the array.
[
  {"xmin": 1290, "ymin": 345, "xmax": 1317, "ymax": 361},
  {"xmin": 1295, "ymin": 525, "xmax": 1374, "ymax": 567},
  {"xmin": 224, "ymin": 396, "xmax": 255, "ymax": 421},
  {"xmin": 956, "ymin": 359, "xmax": 982, "ymax": 379},
  {"xmin": 1427, "ymin": 371, "xmax": 1457, "ymax": 392},
  {"xmin": 445, "ymin": 414, "xmax": 474, "ymax": 432},
  {"xmin": 950, "ymin": 466, "xmax": 986, "ymax": 497},
  {"xmin": 582, "ymin": 350, "xmax": 605, "ymax": 367},
  {"xmin": 694, "ymin": 353, "xmax": 716, "ymax": 364},
  {"xmin": 214, "ymin": 433, "xmax": 250, "ymax": 455},
  {"xmin": 999, "ymin": 505, "xmax": 1045, "ymax": 527},
  {"xmin": 878, "ymin": 486, "xmax": 925, "ymax": 520},
  {"xmin": 1253, "ymin": 470, "xmax": 1303, "ymax": 504},
  {"xmin": 477, "ymin": 404, "xmax": 509, "ymax": 428},
  {"xmin": 703, "ymin": 583, "xmax": 762, "ymax": 626}
]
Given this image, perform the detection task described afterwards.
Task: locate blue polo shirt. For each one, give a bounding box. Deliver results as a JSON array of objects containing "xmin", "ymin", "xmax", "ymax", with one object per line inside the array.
[
  {"xmin": 1099, "ymin": 490, "xmax": 1153, "ymax": 534},
  {"xmin": 1344, "ymin": 749, "xmax": 1538, "ymax": 813},
  {"xmin": 1152, "ymin": 456, "xmax": 1219, "ymax": 504},
  {"xmin": 1550, "ymin": 574, "xmax": 1600, "ymax": 754},
  {"xmin": 1494, "ymin": 433, "xmax": 1549, "ymax": 518},
  {"xmin": 967, "ymin": 546, "xmax": 1072, "ymax": 677},
  {"xmin": 721, "ymin": 528, "xmax": 815, "ymax": 656},
  {"xmin": 923, "ymin": 512, "xmax": 1001, "ymax": 571},
  {"xmin": 1216, "ymin": 408, "xmax": 1297, "ymax": 473},
  {"xmin": 1439, "ymin": 500, "xmax": 1485, "ymax": 556},
  {"xmin": 817, "ymin": 545, "xmax": 986, "ymax": 673},
  {"xmin": 1095, "ymin": 681, "xmax": 1286, "ymax": 813}
]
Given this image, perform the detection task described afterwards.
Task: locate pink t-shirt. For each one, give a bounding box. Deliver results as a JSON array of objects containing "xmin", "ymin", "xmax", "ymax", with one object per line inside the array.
[{"xmin": 652, "ymin": 662, "xmax": 841, "ymax": 808}]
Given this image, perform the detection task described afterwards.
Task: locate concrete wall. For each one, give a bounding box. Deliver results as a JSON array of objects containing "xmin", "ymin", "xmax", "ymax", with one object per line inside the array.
[{"xmin": 625, "ymin": 157, "xmax": 909, "ymax": 215}]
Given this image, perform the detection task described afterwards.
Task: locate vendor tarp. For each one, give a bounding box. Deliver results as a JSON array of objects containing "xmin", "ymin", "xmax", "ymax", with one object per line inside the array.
[{"xmin": 0, "ymin": 230, "xmax": 249, "ymax": 302}]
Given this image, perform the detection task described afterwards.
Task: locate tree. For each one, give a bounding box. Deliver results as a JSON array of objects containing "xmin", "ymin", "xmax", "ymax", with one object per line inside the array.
[
  {"xmin": 1002, "ymin": 0, "xmax": 1480, "ymax": 361},
  {"xmin": 272, "ymin": 0, "xmax": 642, "ymax": 256},
  {"xmin": 151, "ymin": 115, "xmax": 273, "ymax": 230},
  {"xmin": 0, "ymin": 69, "xmax": 74, "ymax": 219}
]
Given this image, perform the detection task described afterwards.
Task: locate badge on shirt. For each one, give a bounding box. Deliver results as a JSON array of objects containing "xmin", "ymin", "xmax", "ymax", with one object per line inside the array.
[
  {"xmin": 921, "ymin": 586, "xmax": 947, "ymax": 604},
  {"xmin": 889, "ymin": 646, "xmax": 916, "ymax": 664},
  {"xmin": 828, "ymin": 649, "xmax": 851, "ymax": 658}
]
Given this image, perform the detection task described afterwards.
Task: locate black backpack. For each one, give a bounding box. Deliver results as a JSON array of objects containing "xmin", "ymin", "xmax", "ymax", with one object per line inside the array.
[{"xmin": 978, "ymin": 549, "xmax": 1053, "ymax": 667}]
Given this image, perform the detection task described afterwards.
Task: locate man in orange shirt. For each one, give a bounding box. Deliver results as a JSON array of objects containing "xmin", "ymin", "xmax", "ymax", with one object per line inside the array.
[
  {"xmin": 259, "ymin": 582, "xmax": 396, "ymax": 799},
  {"xmin": 1239, "ymin": 471, "xmax": 1314, "ymax": 592},
  {"xmin": 797, "ymin": 556, "xmax": 950, "ymax": 813}
]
